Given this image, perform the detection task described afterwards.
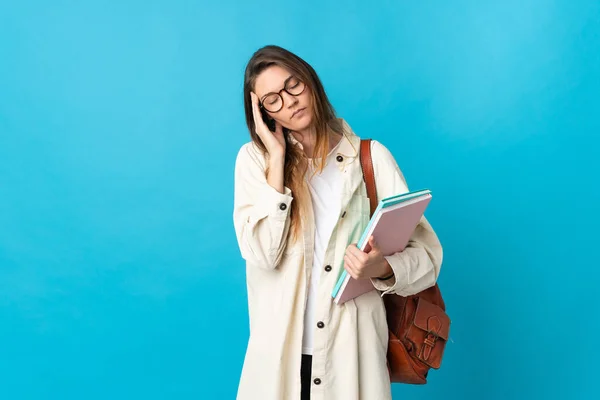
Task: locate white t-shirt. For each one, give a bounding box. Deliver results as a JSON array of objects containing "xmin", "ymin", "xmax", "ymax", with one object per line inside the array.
[{"xmin": 302, "ymin": 138, "xmax": 343, "ymax": 355}]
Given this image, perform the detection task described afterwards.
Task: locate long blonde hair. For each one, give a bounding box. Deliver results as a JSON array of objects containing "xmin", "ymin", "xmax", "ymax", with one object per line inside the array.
[{"xmin": 243, "ymin": 45, "xmax": 344, "ymax": 243}]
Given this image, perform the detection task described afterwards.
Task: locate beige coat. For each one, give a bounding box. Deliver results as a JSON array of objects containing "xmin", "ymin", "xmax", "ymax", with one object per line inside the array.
[{"xmin": 233, "ymin": 118, "xmax": 443, "ymax": 400}]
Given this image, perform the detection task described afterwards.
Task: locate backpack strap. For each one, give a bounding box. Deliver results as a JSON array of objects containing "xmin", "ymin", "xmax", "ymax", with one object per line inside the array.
[{"xmin": 359, "ymin": 139, "xmax": 378, "ymax": 217}]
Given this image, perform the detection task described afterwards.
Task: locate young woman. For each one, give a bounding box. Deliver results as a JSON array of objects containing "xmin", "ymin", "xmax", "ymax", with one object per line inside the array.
[{"xmin": 233, "ymin": 45, "xmax": 443, "ymax": 400}]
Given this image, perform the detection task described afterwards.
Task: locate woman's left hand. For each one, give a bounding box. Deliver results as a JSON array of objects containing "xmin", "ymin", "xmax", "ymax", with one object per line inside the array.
[{"xmin": 344, "ymin": 236, "xmax": 393, "ymax": 280}]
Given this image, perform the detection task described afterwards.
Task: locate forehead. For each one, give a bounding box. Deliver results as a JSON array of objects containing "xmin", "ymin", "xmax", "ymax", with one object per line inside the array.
[{"xmin": 254, "ymin": 65, "xmax": 293, "ymax": 98}]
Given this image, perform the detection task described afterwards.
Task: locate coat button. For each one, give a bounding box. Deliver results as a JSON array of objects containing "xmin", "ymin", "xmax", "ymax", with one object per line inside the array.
[
  {"xmin": 317, "ymin": 321, "xmax": 325, "ymax": 328},
  {"xmin": 324, "ymin": 265, "xmax": 332, "ymax": 272},
  {"xmin": 336, "ymin": 155, "xmax": 344, "ymax": 162},
  {"xmin": 279, "ymin": 203, "xmax": 287, "ymax": 211},
  {"xmin": 313, "ymin": 378, "xmax": 321, "ymax": 385}
]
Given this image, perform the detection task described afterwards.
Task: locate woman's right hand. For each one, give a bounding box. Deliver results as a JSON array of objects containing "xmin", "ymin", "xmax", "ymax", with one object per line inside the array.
[{"xmin": 250, "ymin": 92, "xmax": 286, "ymax": 158}]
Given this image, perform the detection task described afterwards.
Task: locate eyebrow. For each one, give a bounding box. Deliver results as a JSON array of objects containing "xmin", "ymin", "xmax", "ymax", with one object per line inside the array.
[{"xmin": 260, "ymin": 75, "xmax": 294, "ymax": 101}]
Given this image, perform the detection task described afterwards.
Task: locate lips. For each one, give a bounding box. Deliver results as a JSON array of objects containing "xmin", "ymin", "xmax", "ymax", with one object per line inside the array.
[{"xmin": 292, "ymin": 108, "xmax": 306, "ymax": 118}]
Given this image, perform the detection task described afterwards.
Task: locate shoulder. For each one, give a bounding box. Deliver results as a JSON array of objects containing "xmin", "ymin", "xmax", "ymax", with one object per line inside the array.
[
  {"xmin": 369, "ymin": 139, "xmax": 400, "ymax": 169},
  {"xmin": 368, "ymin": 138, "xmax": 408, "ymax": 186},
  {"xmin": 235, "ymin": 141, "xmax": 267, "ymax": 170},
  {"xmin": 369, "ymin": 139, "xmax": 393, "ymax": 159}
]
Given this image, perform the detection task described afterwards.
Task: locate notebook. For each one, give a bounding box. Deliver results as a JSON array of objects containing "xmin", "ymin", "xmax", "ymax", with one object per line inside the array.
[{"xmin": 332, "ymin": 189, "xmax": 432, "ymax": 305}]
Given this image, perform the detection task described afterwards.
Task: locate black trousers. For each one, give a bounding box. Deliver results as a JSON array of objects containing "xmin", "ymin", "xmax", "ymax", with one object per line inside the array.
[{"xmin": 301, "ymin": 354, "xmax": 312, "ymax": 400}]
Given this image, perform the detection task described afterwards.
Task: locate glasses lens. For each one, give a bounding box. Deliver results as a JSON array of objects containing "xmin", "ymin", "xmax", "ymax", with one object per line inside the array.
[
  {"xmin": 263, "ymin": 94, "xmax": 282, "ymax": 112},
  {"xmin": 287, "ymin": 78, "xmax": 305, "ymax": 96}
]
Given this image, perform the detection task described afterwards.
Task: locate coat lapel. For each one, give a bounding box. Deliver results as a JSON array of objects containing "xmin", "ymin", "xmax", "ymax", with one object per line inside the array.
[
  {"xmin": 286, "ymin": 118, "xmax": 366, "ymax": 215},
  {"xmin": 336, "ymin": 119, "xmax": 366, "ymax": 212}
]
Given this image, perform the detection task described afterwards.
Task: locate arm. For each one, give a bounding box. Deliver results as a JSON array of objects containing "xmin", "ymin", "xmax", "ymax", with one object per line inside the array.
[
  {"xmin": 233, "ymin": 143, "xmax": 294, "ymax": 270},
  {"xmin": 368, "ymin": 140, "xmax": 443, "ymax": 296}
]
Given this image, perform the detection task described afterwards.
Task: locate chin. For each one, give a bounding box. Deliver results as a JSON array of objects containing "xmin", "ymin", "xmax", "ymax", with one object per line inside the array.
[{"xmin": 288, "ymin": 114, "xmax": 313, "ymax": 132}]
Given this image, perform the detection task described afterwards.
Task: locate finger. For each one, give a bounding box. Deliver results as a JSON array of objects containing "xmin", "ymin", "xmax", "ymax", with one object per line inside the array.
[
  {"xmin": 347, "ymin": 244, "xmax": 368, "ymax": 264},
  {"xmin": 345, "ymin": 255, "xmax": 366, "ymax": 279},
  {"xmin": 250, "ymin": 92, "xmax": 262, "ymax": 123},
  {"xmin": 250, "ymin": 92, "xmax": 268, "ymax": 133},
  {"xmin": 343, "ymin": 255, "xmax": 359, "ymax": 279},
  {"xmin": 273, "ymin": 118, "xmax": 284, "ymax": 136},
  {"xmin": 367, "ymin": 235, "xmax": 380, "ymax": 254},
  {"xmin": 250, "ymin": 91, "xmax": 260, "ymax": 107},
  {"xmin": 345, "ymin": 244, "xmax": 360, "ymax": 258},
  {"xmin": 345, "ymin": 249, "xmax": 364, "ymax": 271}
]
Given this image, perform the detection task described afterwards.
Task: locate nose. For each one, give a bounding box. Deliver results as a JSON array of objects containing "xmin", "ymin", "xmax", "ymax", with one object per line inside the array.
[{"xmin": 282, "ymin": 91, "xmax": 299, "ymax": 108}]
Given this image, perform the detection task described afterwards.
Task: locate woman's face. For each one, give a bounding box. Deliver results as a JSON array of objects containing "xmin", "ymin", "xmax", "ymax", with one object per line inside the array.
[{"xmin": 253, "ymin": 65, "xmax": 313, "ymax": 132}]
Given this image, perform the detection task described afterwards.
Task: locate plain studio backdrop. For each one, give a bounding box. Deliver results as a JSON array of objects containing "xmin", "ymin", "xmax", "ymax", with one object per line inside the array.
[{"xmin": 1, "ymin": 1, "xmax": 599, "ymax": 399}]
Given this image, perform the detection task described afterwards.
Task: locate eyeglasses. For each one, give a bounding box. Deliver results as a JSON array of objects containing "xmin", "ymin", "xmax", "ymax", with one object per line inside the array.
[{"xmin": 259, "ymin": 77, "xmax": 306, "ymax": 113}]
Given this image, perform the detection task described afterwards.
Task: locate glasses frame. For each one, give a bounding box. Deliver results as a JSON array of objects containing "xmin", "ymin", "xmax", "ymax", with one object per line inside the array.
[{"xmin": 259, "ymin": 77, "xmax": 306, "ymax": 113}]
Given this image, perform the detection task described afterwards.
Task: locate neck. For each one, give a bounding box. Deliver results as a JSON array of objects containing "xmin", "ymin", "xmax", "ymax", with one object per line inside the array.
[
  {"xmin": 291, "ymin": 125, "xmax": 317, "ymax": 158},
  {"xmin": 292, "ymin": 125, "xmax": 341, "ymax": 158}
]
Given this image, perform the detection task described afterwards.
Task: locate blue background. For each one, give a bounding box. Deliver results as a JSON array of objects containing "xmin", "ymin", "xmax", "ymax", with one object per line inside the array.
[{"xmin": 1, "ymin": 0, "xmax": 599, "ymax": 399}]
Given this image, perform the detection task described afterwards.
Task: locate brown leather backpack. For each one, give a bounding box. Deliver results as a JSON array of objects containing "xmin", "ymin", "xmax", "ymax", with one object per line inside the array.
[{"xmin": 359, "ymin": 139, "xmax": 451, "ymax": 384}]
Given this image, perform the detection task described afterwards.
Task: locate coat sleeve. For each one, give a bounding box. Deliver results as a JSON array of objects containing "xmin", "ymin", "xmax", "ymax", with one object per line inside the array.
[
  {"xmin": 368, "ymin": 140, "xmax": 443, "ymax": 296},
  {"xmin": 233, "ymin": 143, "xmax": 294, "ymax": 270}
]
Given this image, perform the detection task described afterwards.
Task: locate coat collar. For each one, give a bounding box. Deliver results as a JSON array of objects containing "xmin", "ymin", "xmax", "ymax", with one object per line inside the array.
[
  {"xmin": 287, "ymin": 118, "xmax": 360, "ymax": 167},
  {"xmin": 288, "ymin": 117, "xmax": 365, "ymax": 199},
  {"xmin": 336, "ymin": 119, "xmax": 366, "ymax": 200}
]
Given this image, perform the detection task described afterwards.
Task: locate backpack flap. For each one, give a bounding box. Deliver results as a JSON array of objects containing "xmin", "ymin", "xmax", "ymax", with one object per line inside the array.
[{"xmin": 407, "ymin": 297, "xmax": 450, "ymax": 369}]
